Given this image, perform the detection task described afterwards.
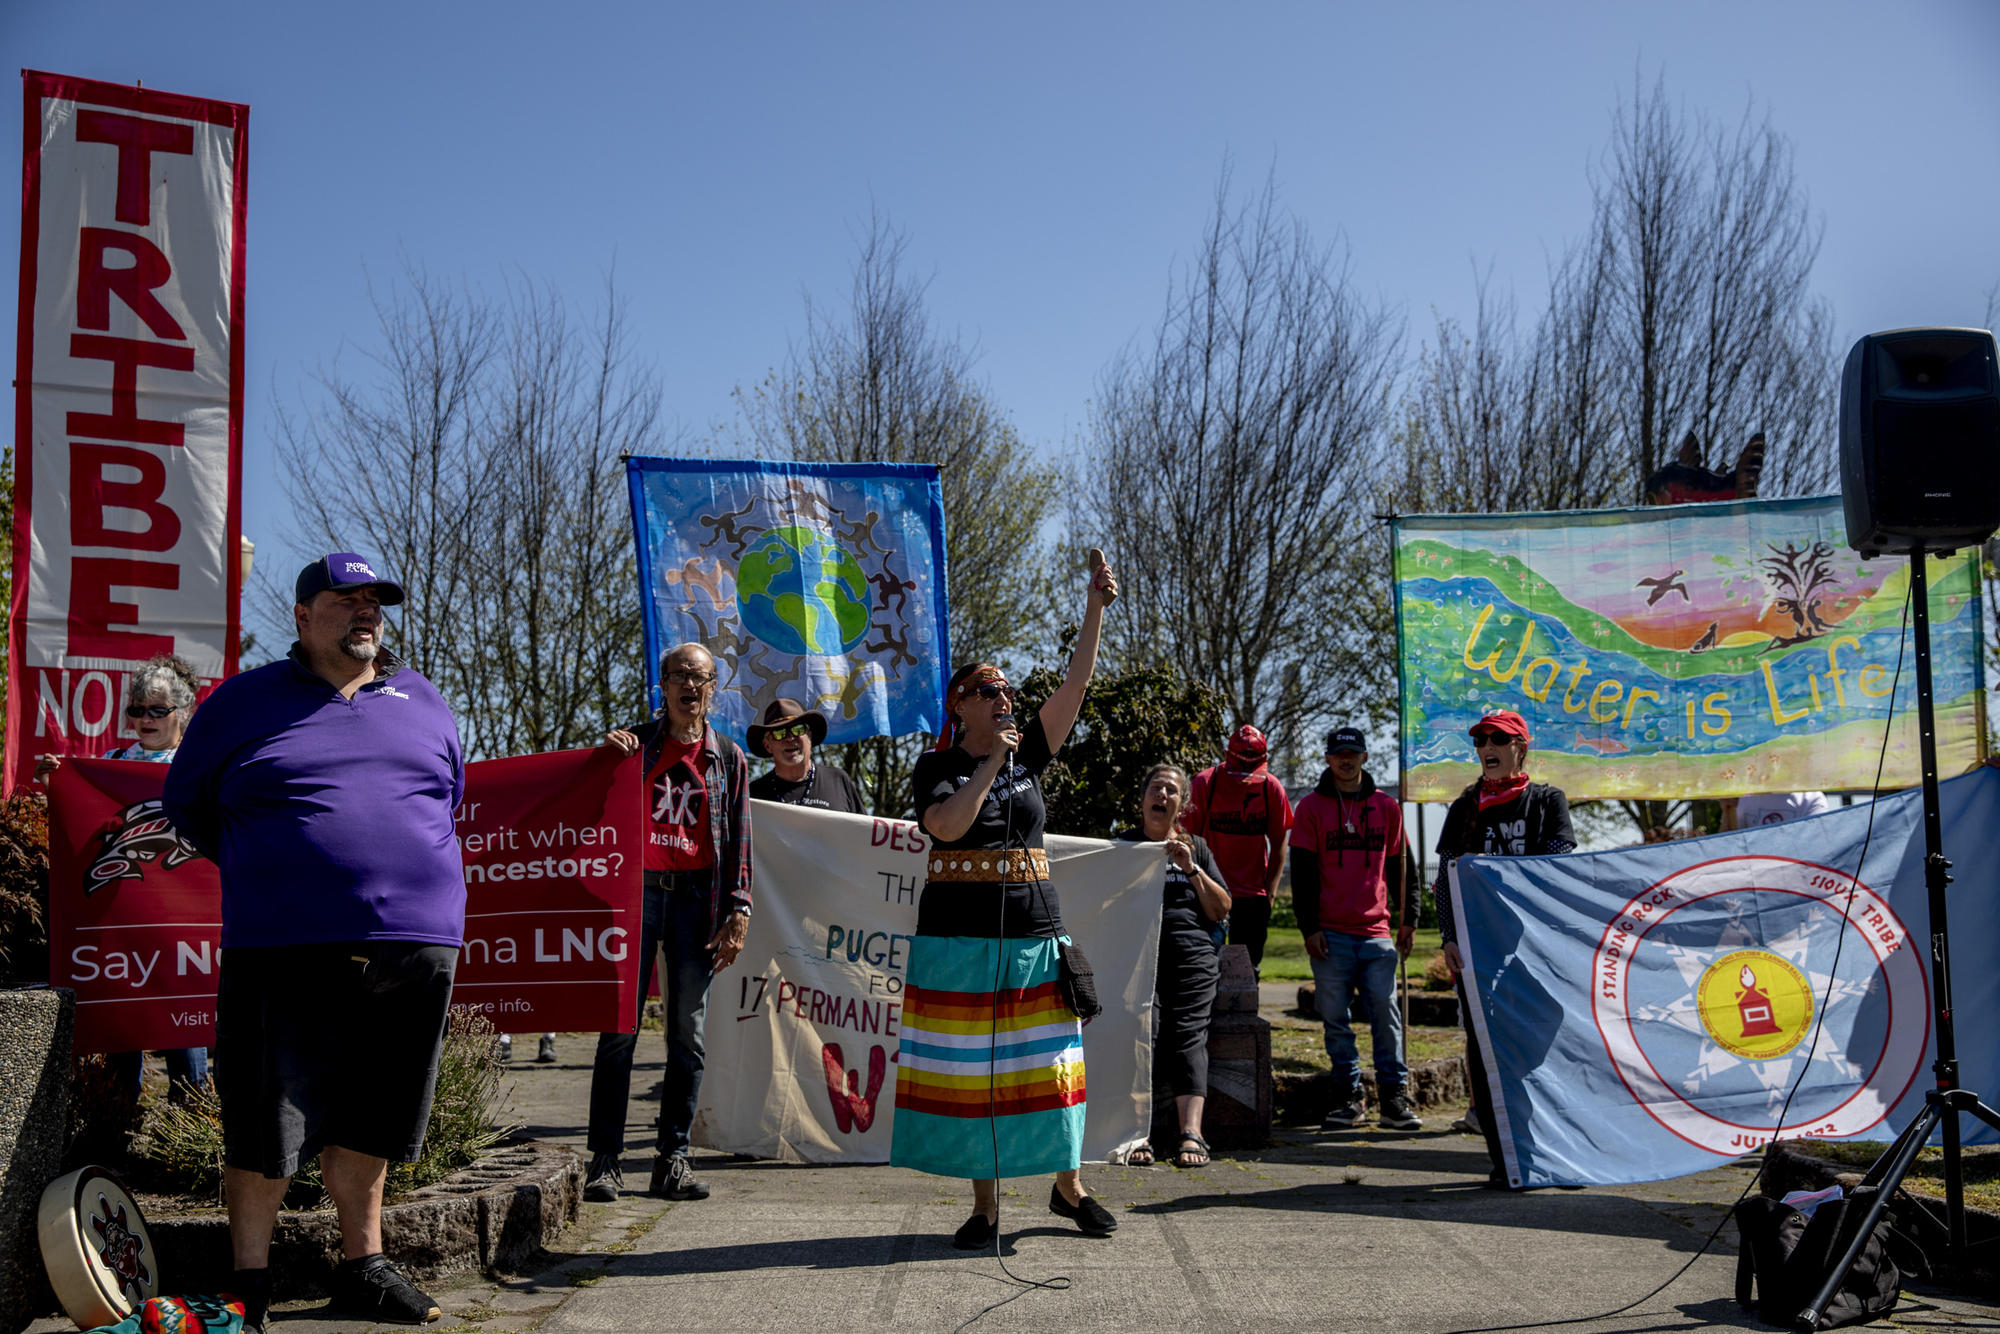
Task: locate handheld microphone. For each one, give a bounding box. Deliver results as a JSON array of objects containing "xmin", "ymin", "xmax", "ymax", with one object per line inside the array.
[{"xmin": 995, "ymin": 712, "xmax": 1017, "ymax": 764}]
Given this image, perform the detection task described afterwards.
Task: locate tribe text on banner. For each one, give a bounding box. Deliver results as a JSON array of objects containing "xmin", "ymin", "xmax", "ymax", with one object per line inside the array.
[
  {"xmin": 692, "ymin": 800, "xmax": 1164, "ymax": 1164},
  {"xmin": 625, "ymin": 458, "xmax": 950, "ymax": 747},
  {"xmin": 9, "ymin": 72, "xmax": 248, "ymax": 793},
  {"xmin": 1394, "ymin": 496, "xmax": 1984, "ymax": 802},
  {"xmin": 46, "ymin": 749, "xmax": 642, "ymax": 1053},
  {"xmin": 1451, "ymin": 767, "xmax": 2000, "ymax": 1189}
]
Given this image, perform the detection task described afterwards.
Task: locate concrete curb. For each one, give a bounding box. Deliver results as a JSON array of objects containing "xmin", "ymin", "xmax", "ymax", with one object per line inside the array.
[{"xmin": 144, "ymin": 1140, "xmax": 582, "ymax": 1298}]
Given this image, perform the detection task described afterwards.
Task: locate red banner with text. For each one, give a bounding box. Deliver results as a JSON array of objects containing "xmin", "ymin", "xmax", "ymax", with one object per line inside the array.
[
  {"xmin": 47, "ymin": 748, "xmax": 642, "ymax": 1053},
  {"xmin": 8, "ymin": 71, "xmax": 248, "ymax": 794}
]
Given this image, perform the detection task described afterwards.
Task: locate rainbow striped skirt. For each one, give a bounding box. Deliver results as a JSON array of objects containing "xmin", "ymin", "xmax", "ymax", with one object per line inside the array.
[{"xmin": 890, "ymin": 934, "xmax": 1086, "ymax": 1179}]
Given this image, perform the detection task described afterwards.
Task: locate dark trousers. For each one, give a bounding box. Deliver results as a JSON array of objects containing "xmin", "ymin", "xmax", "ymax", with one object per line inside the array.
[
  {"xmin": 110, "ymin": 1047, "xmax": 208, "ymax": 1103},
  {"xmin": 1455, "ymin": 976, "xmax": 1508, "ymax": 1178},
  {"xmin": 1227, "ymin": 894, "xmax": 1273, "ymax": 969},
  {"xmin": 588, "ymin": 873, "xmax": 715, "ymax": 1158}
]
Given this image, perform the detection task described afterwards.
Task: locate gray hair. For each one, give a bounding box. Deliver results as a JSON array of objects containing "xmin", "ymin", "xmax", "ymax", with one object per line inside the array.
[{"xmin": 126, "ymin": 653, "xmax": 201, "ymax": 719}]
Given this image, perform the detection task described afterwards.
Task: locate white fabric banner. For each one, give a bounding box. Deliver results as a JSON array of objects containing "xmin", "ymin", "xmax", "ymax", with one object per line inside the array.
[
  {"xmin": 692, "ymin": 800, "xmax": 1163, "ymax": 1164},
  {"xmin": 9, "ymin": 72, "xmax": 246, "ymax": 790}
]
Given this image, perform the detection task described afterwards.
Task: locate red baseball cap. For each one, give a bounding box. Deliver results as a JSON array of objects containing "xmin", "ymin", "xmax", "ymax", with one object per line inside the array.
[
  {"xmin": 1225, "ymin": 724, "xmax": 1268, "ymax": 762},
  {"xmin": 1470, "ymin": 710, "xmax": 1531, "ymax": 742}
]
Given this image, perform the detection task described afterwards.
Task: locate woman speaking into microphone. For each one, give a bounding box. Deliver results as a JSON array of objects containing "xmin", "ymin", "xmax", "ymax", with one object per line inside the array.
[{"xmin": 891, "ymin": 552, "xmax": 1118, "ymax": 1250}]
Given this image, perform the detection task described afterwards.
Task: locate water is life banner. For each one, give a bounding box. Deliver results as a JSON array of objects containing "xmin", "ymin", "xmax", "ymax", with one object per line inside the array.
[{"xmin": 1394, "ymin": 496, "xmax": 1984, "ymax": 802}]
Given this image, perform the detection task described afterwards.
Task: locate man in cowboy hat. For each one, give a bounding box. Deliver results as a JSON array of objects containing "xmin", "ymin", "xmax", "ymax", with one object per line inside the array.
[
  {"xmin": 1184, "ymin": 723, "xmax": 1294, "ymax": 973},
  {"xmin": 747, "ymin": 698, "xmax": 868, "ymax": 813}
]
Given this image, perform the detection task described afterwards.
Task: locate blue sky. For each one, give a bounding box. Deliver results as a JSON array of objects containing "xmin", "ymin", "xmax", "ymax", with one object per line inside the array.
[{"xmin": 8, "ymin": 0, "xmax": 2000, "ymax": 586}]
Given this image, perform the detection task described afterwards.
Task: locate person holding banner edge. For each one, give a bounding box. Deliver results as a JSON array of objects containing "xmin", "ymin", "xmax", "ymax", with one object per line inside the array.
[
  {"xmin": 1433, "ymin": 708, "xmax": 1575, "ymax": 1188},
  {"xmin": 38, "ymin": 653, "xmax": 212, "ymax": 1106},
  {"xmin": 162, "ymin": 553, "xmax": 465, "ymax": 1329},
  {"xmin": 587, "ymin": 642, "xmax": 753, "ymax": 1204},
  {"xmin": 891, "ymin": 552, "xmax": 1119, "ymax": 1250}
]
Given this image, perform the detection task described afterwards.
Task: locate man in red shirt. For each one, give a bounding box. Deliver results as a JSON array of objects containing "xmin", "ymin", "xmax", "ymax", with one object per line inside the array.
[
  {"xmin": 1184, "ymin": 724, "xmax": 1292, "ymax": 973},
  {"xmin": 585, "ymin": 642, "xmax": 753, "ymax": 1204},
  {"xmin": 1290, "ymin": 726, "xmax": 1421, "ymax": 1132}
]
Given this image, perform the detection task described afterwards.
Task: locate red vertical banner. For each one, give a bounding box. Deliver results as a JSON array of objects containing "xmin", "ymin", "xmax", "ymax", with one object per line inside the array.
[
  {"xmin": 46, "ymin": 748, "xmax": 643, "ymax": 1053},
  {"xmin": 451, "ymin": 746, "xmax": 643, "ymax": 1033},
  {"xmin": 47, "ymin": 759, "xmax": 222, "ymax": 1053},
  {"xmin": 9, "ymin": 72, "xmax": 248, "ymax": 793}
]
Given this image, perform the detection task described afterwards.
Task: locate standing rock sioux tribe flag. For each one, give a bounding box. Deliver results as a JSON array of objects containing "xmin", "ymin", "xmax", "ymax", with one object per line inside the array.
[
  {"xmin": 1452, "ymin": 767, "xmax": 2000, "ymax": 1189},
  {"xmin": 1394, "ymin": 496, "xmax": 1984, "ymax": 802},
  {"xmin": 625, "ymin": 459, "xmax": 950, "ymax": 744}
]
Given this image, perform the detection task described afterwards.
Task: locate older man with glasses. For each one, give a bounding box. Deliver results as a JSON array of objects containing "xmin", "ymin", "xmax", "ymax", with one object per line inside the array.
[{"xmin": 585, "ymin": 642, "xmax": 753, "ymax": 1203}]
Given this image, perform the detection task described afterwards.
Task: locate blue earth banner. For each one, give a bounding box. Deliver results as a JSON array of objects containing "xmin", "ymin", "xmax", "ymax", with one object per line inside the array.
[
  {"xmin": 1452, "ymin": 767, "xmax": 2000, "ymax": 1189},
  {"xmin": 1394, "ymin": 496, "xmax": 1985, "ymax": 802},
  {"xmin": 625, "ymin": 458, "xmax": 950, "ymax": 745}
]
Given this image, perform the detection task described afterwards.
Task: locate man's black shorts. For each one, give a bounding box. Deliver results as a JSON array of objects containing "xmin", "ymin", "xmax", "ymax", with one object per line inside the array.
[{"xmin": 216, "ymin": 941, "xmax": 457, "ymax": 1179}]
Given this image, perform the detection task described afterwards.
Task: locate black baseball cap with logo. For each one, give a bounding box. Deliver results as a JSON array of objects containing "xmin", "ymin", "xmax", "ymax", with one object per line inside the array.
[
  {"xmin": 1325, "ymin": 726, "xmax": 1367, "ymax": 754},
  {"xmin": 295, "ymin": 552, "xmax": 406, "ymax": 606}
]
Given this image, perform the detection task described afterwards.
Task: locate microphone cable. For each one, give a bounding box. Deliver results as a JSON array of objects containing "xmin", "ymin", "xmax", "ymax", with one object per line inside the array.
[
  {"xmin": 1442, "ymin": 579, "xmax": 1913, "ymax": 1334},
  {"xmin": 954, "ymin": 722, "xmax": 1072, "ymax": 1333}
]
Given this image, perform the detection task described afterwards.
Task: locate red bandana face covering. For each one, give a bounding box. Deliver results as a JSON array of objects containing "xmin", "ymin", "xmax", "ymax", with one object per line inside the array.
[
  {"xmin": 1478, "ymin": 771, "xmax": 1532, "ymax": 810},
  {"xmin": 933, "ymin": 664, "xmax": 1008, "ymax": 752}
]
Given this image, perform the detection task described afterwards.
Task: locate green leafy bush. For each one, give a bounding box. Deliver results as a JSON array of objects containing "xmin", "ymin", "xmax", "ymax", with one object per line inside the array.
[
  {"xmin": 0, "ymin": 790, "xmax": 50, "ymax": 987},
  {"xmin": 141, "ymin": 1008, "xmax": 513, "ymax": 1206}
]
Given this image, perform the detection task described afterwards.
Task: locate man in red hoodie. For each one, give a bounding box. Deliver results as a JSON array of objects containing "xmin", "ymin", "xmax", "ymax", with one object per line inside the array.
[
  {"xmin": 1184, "ymin": 724, "xmax": 1292, "ymax": 972},
  {"xmin": 1289, "ymin": 726, "xmax": 1421, "ymax": 1132}
]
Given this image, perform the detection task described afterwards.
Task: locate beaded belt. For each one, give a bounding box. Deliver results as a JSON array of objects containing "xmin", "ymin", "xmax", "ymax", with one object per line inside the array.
[{"xmin": 925, "ymin": 849, "xmax": 1050, "ymax": 882}]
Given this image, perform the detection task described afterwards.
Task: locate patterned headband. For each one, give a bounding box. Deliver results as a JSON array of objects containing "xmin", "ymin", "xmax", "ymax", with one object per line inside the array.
[{"xmin": 933, "ymin": 664, "xmax": 1008, "ymax": 751}]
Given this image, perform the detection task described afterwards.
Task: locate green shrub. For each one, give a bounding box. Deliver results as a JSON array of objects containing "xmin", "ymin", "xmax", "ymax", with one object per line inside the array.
[
  {"xmin": 0, "ymin": 791, "xmax": 50, "ymax": 987},
  {"xmin": 139, "ymin": 1008, "xmax": 513, "ymax": 1206}
]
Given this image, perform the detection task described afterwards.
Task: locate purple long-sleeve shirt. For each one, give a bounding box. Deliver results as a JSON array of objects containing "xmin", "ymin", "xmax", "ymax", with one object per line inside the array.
[{"xmin": 163, "ymin": 646, "xmax": 467, "ymax": 949}]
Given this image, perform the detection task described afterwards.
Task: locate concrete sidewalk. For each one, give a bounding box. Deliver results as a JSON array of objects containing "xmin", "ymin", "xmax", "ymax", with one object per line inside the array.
[{"xmin": 31, "ymin": 1027, "xmax": 1997, "ymax": 1333}]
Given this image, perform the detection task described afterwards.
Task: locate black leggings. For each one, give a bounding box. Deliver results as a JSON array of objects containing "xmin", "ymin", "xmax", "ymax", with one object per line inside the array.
[
  {"xmin": 1227, "ymin": 895, "xmax": 1272, "ymax": 969},
  {"xmin": 1155, "ymin": 912, "xmax": 1219, "ymax": 1097}
]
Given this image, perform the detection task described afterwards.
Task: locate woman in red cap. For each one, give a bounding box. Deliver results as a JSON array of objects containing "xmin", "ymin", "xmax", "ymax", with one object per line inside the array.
[{"xmin": 1432, "ymin": 709, "xmax": 1574, "ymax": 1188}]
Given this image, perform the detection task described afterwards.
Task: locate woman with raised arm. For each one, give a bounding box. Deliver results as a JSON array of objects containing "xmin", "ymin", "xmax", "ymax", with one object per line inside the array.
[{"xmin": 891, "ymin": 553, "xmax": 1119, "ymax": 1250}]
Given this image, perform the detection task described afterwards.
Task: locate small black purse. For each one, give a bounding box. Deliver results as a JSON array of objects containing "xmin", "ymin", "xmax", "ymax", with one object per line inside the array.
[{"xmin": 1056, "ymin": 938, "xmax": 1103, "ymax": 1021}]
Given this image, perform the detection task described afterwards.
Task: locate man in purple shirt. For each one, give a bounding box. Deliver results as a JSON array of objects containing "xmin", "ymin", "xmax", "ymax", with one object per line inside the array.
[{"xmin": 165, "ymin": 553, "xmax": 465, "ymax": 1330}]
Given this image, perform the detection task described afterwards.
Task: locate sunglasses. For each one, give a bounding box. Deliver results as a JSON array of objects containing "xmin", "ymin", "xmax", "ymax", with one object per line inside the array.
[
  {"xmin": 765, "ymin": 722, "xmax": 810, "ymax": 742},
  {"xmin": 126, "ymin": 704, "xmax": 175, "ymax": 720},
  {"xmin": 974, "ymin": 682, "xmax": 1014, "ymax": 701},
  {"xmin": 1470, "ymin": 731, "xmax": 1515, "ymax": 747}
]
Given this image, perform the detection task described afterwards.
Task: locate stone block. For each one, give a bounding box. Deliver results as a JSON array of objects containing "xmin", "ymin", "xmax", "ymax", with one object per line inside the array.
[
  {"xmin": 1157, "ymin": 1010, "xmax": 1271, "ymax": 1150},
  {"xmin": 1212, "ymin": 943, "xmax": 1258, "ymax": 1013},
  {"xmin": 1294, "ymin": 982, "xmax": 1459, "ymax": 1028},
  {"xmin": 0, "ymin": 987, "xmax": 74, "ymax": 1334}
]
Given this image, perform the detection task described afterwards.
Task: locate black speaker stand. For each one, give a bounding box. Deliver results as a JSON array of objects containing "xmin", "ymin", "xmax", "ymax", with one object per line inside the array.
[{"xmin": 1795, "ymin": 547, "xmax": 2000, "ymax": 1329}]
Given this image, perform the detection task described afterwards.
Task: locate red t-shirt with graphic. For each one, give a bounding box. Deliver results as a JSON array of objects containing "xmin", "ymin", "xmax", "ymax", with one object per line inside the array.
[
  {"xmin": 644, "ymin": 735, "xmax": 715, "ymax": 872},
  {"xmin": 1290, "ymin": 787, "xmax": 1406, "ymax": 937}
]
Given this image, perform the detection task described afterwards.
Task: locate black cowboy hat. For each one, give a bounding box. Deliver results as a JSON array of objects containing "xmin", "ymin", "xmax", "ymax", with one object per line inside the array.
[{"xmin": 747, "ymin": 697, "xmax": 829, "ymax": 751}]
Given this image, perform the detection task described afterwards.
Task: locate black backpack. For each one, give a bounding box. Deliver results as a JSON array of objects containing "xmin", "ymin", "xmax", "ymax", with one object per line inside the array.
[{"xmin": 1735, "ymin": 1187, "xmax": 1925, "ymax": 1329}]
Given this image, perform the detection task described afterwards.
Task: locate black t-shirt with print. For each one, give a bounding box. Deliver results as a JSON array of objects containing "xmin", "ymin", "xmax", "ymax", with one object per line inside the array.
[
  {"xmin": 910, "ymin": 714, "xmax": 1060, "ymax": 939},
  {"xmin": 750, "ymin": 763, "xmax": 868, "ymax": 814}
]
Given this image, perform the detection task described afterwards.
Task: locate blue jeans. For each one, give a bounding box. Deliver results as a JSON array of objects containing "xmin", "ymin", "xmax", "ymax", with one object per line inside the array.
[
  {"xmin": 109, "ymin": 1047, "xmax": 208, "ymax": 1103},
  {"xmin": 588, "ymin": 874, "xmax": 715, "ymax": 1157},
  {"xmin": 1308, "ymin": 932, "xmax": 1406, "ymax": 1092}
]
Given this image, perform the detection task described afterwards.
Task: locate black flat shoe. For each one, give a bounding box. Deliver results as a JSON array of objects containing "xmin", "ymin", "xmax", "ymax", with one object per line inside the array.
[
  {"xmin": 952, "ymin": 1212, "xmax": 997, "ymax": 1250},
  {"xmin": 1048, "ymin": 1184, "xmax": 1117, "ymax": 1235}
]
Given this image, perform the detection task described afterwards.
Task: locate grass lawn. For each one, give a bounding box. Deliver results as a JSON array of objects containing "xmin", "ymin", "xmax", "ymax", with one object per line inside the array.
[
  {"xmin": 1788, "ymin": 1140, "xmax": 2000, "ymax": 1214},
  {"xmin": 1259, "ymin": 895, "xmax": 1451, "ymax": 990}
]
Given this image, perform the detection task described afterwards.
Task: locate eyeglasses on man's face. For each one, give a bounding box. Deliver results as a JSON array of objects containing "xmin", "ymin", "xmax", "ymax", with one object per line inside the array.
[
  {"xmin": 665, "ymin": 670, "xmax": 716, "ymax": 687},
  {"xmin": 766, "ymin": 722, "xmax": 810, "ymax": 742},
  {"xmin": 126, "ymin": 704, "xmax": 175, "ymax": 720}
]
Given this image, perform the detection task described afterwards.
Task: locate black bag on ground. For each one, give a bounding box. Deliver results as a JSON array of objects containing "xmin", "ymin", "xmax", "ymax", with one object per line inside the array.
[{"xmin": 1735, "ymin": 1187, "xmax": 1923, "ymax": 1329}]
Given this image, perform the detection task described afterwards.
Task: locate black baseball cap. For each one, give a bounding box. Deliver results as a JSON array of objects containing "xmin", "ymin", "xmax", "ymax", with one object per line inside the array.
[
  {"xmin": 1325, "ymin": 726, "xmax": 1367, "ymax": 754},
  {"xmin": 295, "ymin": 552, "xmax": 406, "ymax": 606}
]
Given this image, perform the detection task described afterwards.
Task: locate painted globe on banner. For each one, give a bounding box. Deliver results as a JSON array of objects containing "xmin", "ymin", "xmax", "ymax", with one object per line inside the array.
[{"xmin": 736, "ymin": 524, "xmax": 872, "ymax": 656}]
